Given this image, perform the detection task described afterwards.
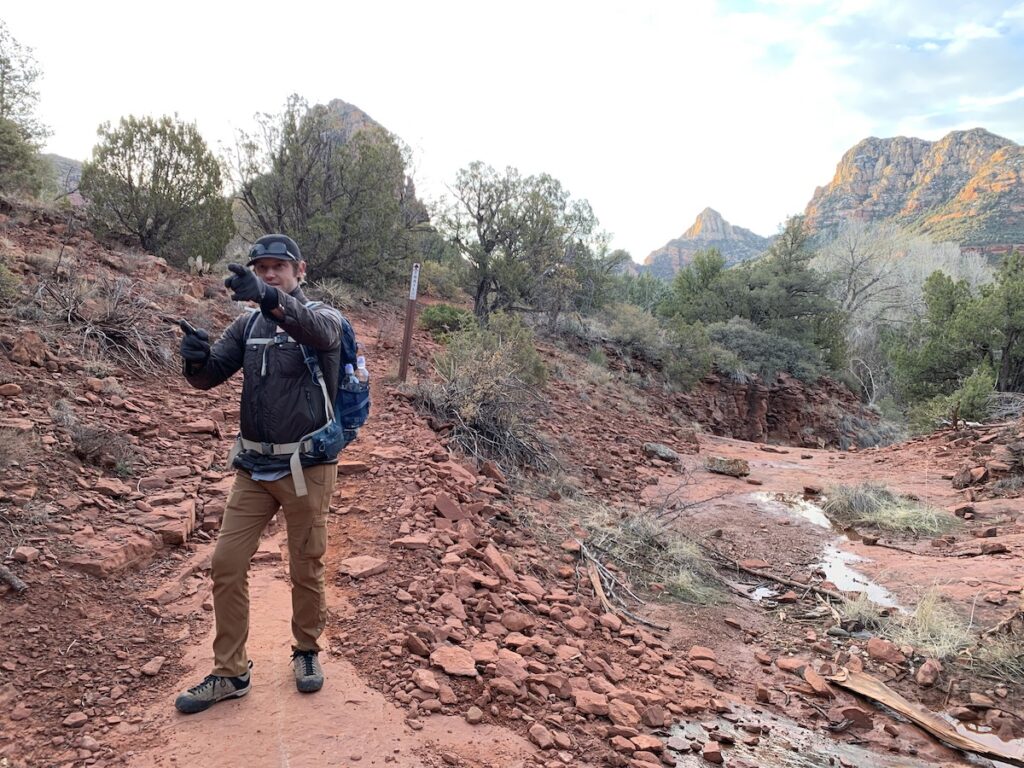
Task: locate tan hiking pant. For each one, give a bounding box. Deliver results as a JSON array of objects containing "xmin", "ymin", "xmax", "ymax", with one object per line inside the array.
[{"xmin": 210, "ymin": 463, "xmax": 337, "ymax": 677}]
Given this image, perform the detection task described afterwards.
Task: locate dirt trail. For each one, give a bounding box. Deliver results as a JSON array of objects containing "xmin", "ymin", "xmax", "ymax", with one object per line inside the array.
[{"xmin": 131, "ymin": 562, "xmax": 534, "ymax": 768}]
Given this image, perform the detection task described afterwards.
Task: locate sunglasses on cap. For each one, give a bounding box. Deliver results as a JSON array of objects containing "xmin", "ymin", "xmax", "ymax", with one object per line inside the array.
[{"xmin": 248, "ymin": 241, "xmax": 299, "ymax": 261}]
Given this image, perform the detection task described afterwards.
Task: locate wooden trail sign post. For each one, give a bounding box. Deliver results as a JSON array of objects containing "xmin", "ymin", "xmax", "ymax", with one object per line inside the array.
[{"xmin": 398, "ymin": 263, "xmax": 420, "ymax": 383}]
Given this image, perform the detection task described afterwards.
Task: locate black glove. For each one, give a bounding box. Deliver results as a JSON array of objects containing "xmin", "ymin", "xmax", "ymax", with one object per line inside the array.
[
  {"xmin": 224, "ymin": 263, "xmax": 266, "ymax": 303},
  {"xmin": 224, "ymin": 263, "xmax": 280, "ymax": 314},
  {"xmin": 180, "ymin": 328, "xmax": 211, "ymax": 364}
]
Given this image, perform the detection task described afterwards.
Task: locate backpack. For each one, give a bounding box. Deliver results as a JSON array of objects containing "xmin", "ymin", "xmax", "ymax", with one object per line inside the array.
[{"xmin": 233, "ymin": 303, "xmax": 370, "ymax": 494}]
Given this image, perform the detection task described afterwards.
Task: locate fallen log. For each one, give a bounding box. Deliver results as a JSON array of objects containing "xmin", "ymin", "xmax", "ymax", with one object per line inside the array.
[
  {"xmin": 827, "ymin": 668, "xmax": 1024, "ymax": 767},
  {"xmin": 0, "ymin": 563, "xmax": 27, "ymax": 594}
]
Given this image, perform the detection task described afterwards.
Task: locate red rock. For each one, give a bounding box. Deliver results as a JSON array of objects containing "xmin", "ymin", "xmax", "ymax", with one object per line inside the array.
[
  {"xmin": 528, "ymin": 723, "xmax": 554, "ymax": 749},
  {"xmin": 338, "ymin": 555, "xmax": 387, "ymax": 579},
  {"xmin": 390, "ymin": 533, "xmax": 432, "ymax": 549},
  {"xmin": 688, "ymin": 646, "xmax": 717, "ymax": 662},
  {"xmin": 609, "ymin": 699, "xmax": 642, "ymax": 728},
  {"xmin": 338, "ymin": 460, "xmax": 370, "ymax": 475},
  {"xmin": 565, "ymin": 616, "xmax": 589, "ymax": 634},
  {"xmin": 916, "ymin": 658, "xmax": 942, "ymax": 687},
  {"xmin": 177, "ymin": 418, "xmax": 218, "ymax": 434},
  {"xmin": 867, "ymin": 637, "xmax": 906, "ymax": 665},
  {"xmin": 94, "ymin": 477, "xmax": 131, "ymax": 498},
  {"xmin": 775, "ymin": 657, "xmax": 808, "ymax": 674},
  {"xmin": 140, "ymin": 656, "xmax": 165, "ymax": 676},
  {"xmin": 803, "ymin": 666, "xmax": 833, "ymax": 697},
  {"xmin": 610, "ymin": 735, "xmax": 635, "ymax": 753},
  {"xmin": 480, "ymin": 459, "xmax": 506, "ymax": 483},
  {"xmin": 429, "ymin": 645, "xmax": 477, "ymax": 677},
  {"xmin": 0, "ymin": 383, "xmax": 22, "ymax": 396},
  {"xmin": 501, "ymin": 610, "xmax": 535, "ymax": 632},
  {"xmin": 412, "ymin": 668, "xmax": 440, "ymax": 694},
  {"xmin": 755, "ymin": 684, "xmax": 771, "ymax": 703},
  {"xmin": 600, "ymin": 613, "xmax": 623, "ymax": 632},
  {"xmin": 465, "ymin": 706, "xmax": 484, "ymax": 724},
  {"xmin": 702, "ymin": 740, "xmax": 723, "ymax": 763},
  {"xmin": 12, "ymin": 546, "xmax": 39, "ymax": 563},
  {"xmin": 483, "ymin": 543, "xmax": 517, "ymax": 582},
  {"xmin": 62, "ymin": 712, "xmax": 88, "ymax": 728},
  {"xmin": 631, "ymin": 735, "xmax": 663, "ymax": 752},
  {"xmin": 489, "ymin": 676, "xmax": 521, "ymax": 697},
  {"xmin": 434, "ymin": 493, "xmax": 466, "ymax": 521},
  {"xmin": 573, "ymin": 689, "xmax": 610, "ymax": 716},
  {"xmin": 777, "ymin": 590, "xmax": 799, "ymax": 603},
  {"xmin": 641, "ymin": 704, "xmax": 666, "ymax": 728}
]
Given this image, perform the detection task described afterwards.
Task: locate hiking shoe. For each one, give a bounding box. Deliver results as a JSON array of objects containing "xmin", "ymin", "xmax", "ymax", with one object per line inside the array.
[
  {"xmin": 174, "ymin": 661, "xmax": 252, "ymax": 714},
  {"xmin": 292, "ymin": 649, "xmax": 324, "ymax": 693}
]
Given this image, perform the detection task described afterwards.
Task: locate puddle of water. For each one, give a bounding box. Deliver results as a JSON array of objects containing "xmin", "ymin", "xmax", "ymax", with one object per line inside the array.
[
  {"xmin": 669, "ymin": 705, "xmax": 939, "ymax": 768},
  {"xmin": 751, "ymin": 492, "xmax": 901, "ymax": 609},
  {"xmin": 951, "ymin": 719, "xmax": 1024, "ymax": 768},
  {"xmin": 753, "ymin": 492, "xmax": 833, "ymax": 529},
  {"xmin": 818, "ymin": 544, "xmax": 899, "ymax": 608}
]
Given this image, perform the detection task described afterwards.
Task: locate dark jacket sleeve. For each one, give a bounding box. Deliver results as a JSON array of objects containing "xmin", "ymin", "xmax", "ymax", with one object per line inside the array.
[
  {"xmin": 183, "ymin": 313, "xmax": 249, "ymax": 390},
  {"xmin": 268, "ymin": 289, "xmax": 342, "ymax": 351}
]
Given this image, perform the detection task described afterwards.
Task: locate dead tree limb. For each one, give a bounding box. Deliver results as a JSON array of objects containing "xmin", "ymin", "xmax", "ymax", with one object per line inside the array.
[{"xmin": 0, "ymin": 564, "xmax": 27, "ymax": 594}]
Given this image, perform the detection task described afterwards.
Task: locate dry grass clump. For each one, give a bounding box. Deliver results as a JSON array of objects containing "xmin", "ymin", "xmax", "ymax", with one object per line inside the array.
[
  {"xmin": 412, "ymin": 313, "xmax": 552, "ymax": 473},
  {"xmin": 574, "ymin": 500, "xmax": 720, "ymax": 605},
  {"xmin": 843, "ymin": 590, "xmax": 972, "ymax": 660},
  {"xmin": 886, "ymin": 591, "xmax": 972, "ymax": 659},
  {"xmin": 841, "ymin": 592, "xmax": 887, "ymax": 629},
  {"xmin": 70, "ymin": 423, "xmax": 135, "ymax": 471},
  {"xmin": 973, "ymin": 635, "xmax": 1024, "ymax": 685},
  {"xmin": 823, "ymin": 483, "xmax": 957, "ymax": 536},
  {"xmin": 42, "ymin": 276, "xmax": 175, "ymax": 373}
]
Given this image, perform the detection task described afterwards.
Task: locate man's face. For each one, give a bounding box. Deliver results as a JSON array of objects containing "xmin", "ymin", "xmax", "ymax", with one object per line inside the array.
[{"xmin": 251, "ymin": 258, "xmax": 305, "ymax": 294}]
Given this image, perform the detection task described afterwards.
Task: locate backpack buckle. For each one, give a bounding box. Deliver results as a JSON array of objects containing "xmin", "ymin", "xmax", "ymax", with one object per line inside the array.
[{"xmin": 261, "ymin": 441, "xmax": 275, "ymax": 455}]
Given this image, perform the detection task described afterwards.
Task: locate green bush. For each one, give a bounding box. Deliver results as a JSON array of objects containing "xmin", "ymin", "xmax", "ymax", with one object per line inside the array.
[
  {"xmin": 586, "ymin": 347, "xmax": 607, "ymax": 367},
  {"xmin": 0, "ymin": 117, "xmax": 46, "ymax": 197},
  {"xmin": 908, "ymin": 366, "xmax": 996, "ymax": 433},
  {"xmin": 420, "ymin": 303, "xmax": 472, "ymax": 339},
  {"xmin": 0, "ymin": 260, "xmax": 20, "ymax": 302},
  {"xmin": 706, "ymin": 317, "xmax": 823, "ymax": 382},
  {"xmin": 418, "ymin": 260, "xmax": 467, "ymax": 301},
  {"xmin": 413, "ymin": 312, "xmax": 549, "ymax": 470},
  {"xmin": 663, "ymin": 320, "xmax": 713, "ymax": 391},
  {"xmin": 80, "ymin": 115, "xmax": 233, "ymax": 266},
  {"xmin": 604, "ymin": 303, "xmax": 665, "ymax": 361}
]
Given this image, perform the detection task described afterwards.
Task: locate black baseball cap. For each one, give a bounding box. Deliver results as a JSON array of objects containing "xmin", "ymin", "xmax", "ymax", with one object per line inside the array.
[{"xmin": 247, "ymin": 234, "xmax": 302, "ymax": 265}]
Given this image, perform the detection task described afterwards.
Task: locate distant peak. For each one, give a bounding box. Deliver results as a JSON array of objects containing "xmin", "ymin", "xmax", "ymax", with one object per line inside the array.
[{"xmin": 684, "ymin": 207, "xmax": 728, "ymax": 238}]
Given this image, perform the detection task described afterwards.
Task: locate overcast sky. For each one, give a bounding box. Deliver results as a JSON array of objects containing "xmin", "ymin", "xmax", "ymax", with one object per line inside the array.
[{"xmin": 5, "ymin": 1, "xmax": 1023, "ymax": 261}]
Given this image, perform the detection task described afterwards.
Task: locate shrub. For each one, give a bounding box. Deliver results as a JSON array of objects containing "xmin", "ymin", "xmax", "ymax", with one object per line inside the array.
[
  {"xmin": 305, "ymin": 278, "xmax": 356, "ymax": 311},
  {"xmin": 80, "ymin": 115, "xmax": 233, "ymax": 266},
  {"xmin": 823, "ymin": 483, "xmax": 957, "ymax": 535},
  {"xmin": 419, "ymin": 303, "xmax": 472, "ymax": 339},
  {"xmin": 418, "ymin": 260, "xmax": 467, "ymax": 301},
  {"xmin": 604, "ymin": 303, "xmax": 665, "ymax": 361},
  {"xmin": 907, "ymin": 367, "xmax": 997, "ymax": 434},
  {"xmin": 663, "ymin": 320, "xmax": 713, "ymax": 391},
  {"xmin": 586, "ymin": 347, "xmax": 607, "ymax": 367},
  {"xmin": 412, "ymin": 312, "xmax": 549, "ymax": 471},
  {"xmin": 0, "ymin": 117, "xmax": 46, "ymax": 197},
  {"xmin": 706, "ymin": 317, "xmax": 823, "ymax": 382},
  {"xmin": 0, "ymin": 259, "xmax": 20, "ymax": 303}
]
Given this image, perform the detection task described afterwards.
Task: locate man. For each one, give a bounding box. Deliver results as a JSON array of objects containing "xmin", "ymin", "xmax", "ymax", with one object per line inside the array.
[{"xmin": 174, "ymin": 234, "xmax": 343, "ymax": 714}]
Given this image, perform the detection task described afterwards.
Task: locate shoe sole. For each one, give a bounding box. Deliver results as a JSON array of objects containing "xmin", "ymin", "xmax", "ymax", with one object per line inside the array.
[
  {"xmin": 295, "ymin": 678, "xmax": 323, "ymax": 694},
  {"xmin": 175, "ymin": 684, "xmax": 250, "ymax": 714}
]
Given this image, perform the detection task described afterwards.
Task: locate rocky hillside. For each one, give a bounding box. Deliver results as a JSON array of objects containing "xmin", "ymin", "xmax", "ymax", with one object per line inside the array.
[
  {"xmin": 643, "ymin": 207, "xmax": 770, "ymax": 278},
  {"xmin": 804, "ymin": 128, "xmax": 1024, "ymax": 252}
]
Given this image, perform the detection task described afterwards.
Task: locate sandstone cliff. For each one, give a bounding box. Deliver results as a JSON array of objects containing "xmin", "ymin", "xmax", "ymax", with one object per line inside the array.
[
  {"xmin": 804, "ymin": 128, "xmax": 1024, "ymax": 251},
  {"xmin": 643, "ymin": 208, "xmax": 770, "ymax": 278}
]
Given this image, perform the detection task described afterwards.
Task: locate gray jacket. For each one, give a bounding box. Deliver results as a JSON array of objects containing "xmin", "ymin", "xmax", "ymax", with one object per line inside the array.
[{"xmin": 185, "ymin": 286, "xmax": 343, "ymax": 472}]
